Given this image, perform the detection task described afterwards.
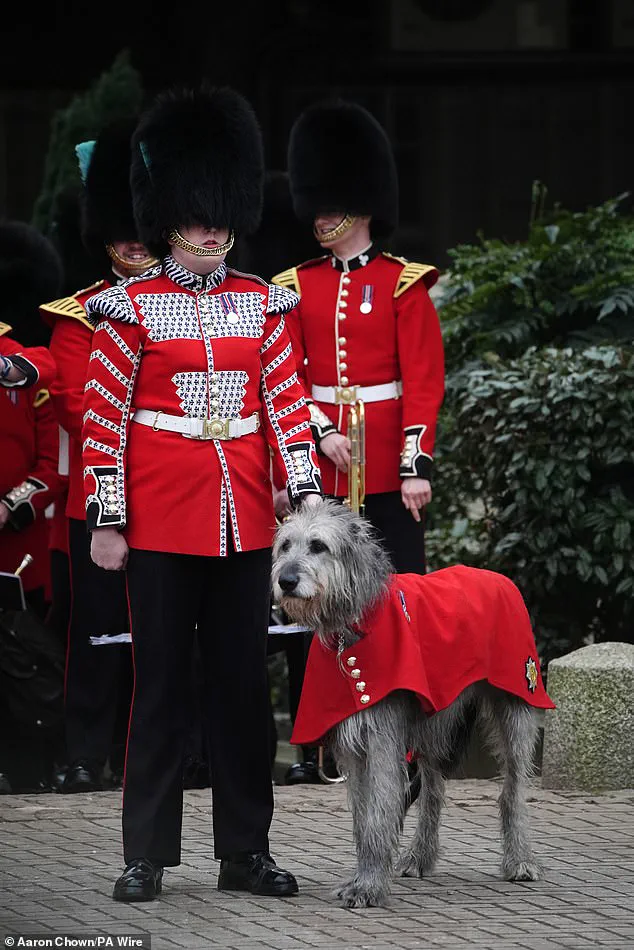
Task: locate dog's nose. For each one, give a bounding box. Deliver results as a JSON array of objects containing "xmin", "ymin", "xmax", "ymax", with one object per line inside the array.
[{"xmin": 279, "ymin": 572, "xmax": 300, "ymax": 593}]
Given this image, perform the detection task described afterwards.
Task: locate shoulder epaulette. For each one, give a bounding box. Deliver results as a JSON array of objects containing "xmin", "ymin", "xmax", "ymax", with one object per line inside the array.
[
  {"xmin": 382, "ymin": 254, "xmax": 439, "ymax": 297},
  {"xmin": 271, "ymin": 267, "xmax": 301, "ymax": 295},
  {"xmin": 33, "ymin": 388, "xmax": 50, "ymax": 409},
  {"xmin": 0, "ymin": 321, "xmax": 12, "ymax": 338},
  {"xmin": 40, "ymin": 293, "xmax": 94, "ymax": 330},
  {"xmin": 226, "ymin": 267, "xmax": 268, "ymax": 288}
]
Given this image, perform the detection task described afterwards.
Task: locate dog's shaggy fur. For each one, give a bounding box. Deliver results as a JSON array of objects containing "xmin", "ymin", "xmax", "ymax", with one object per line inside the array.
[{"xmin": 273, "ymin": 501, "xmax": 543, "ymax": 908}]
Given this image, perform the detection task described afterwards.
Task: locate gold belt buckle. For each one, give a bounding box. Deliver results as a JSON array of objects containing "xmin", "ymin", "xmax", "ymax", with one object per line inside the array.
[
  {"xmin": 201, "ymin": 417, "xmax": 230, "ymax": 440},
  {"xmin": 335, "ymin": 385, "xmax": 359, "ymax": 405}
]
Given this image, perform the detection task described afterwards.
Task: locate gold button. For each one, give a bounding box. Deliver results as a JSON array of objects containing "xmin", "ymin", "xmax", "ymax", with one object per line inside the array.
[
  {"xmin": 338, "ymin": 337, "xmax": 347, "ymax": 345},
  {"xmin": 339, "ymin": 300, "xmax": 347, "ymax": 308},
  {"xmin": 356, "ymin": 682, "xmax": 366, "ymax": 692},
  {"xmin": 343, "ymin": 277, "xmax": 351, "ymax": 285},
  {"xmin": 341, "ymin": 377, "xmax": 349, "ymax": 386},
  {"xmin": 338, "ymin": 314, "xmax": 347, "ymax": 321},
  {"xmin": 339, "ymin": 350, "xmax": 347, "ymax": 358},
  {"xmin": 351, "ymin": 668, "xmax": 361, "ymax": 679},
  {"xmin": 339, "ymin": 362, "xmax": 347, "ymax": 371},
  {"xmin": 341, "ymin": 289, "xmax": 349, "ymax": 297},
  {"xmin": 347, "ymin": 657, "xmax": 357, "ymax": 667},
  {"xmin": 360, "ymin": 694, "xmax": 370, "ymax": 704}
]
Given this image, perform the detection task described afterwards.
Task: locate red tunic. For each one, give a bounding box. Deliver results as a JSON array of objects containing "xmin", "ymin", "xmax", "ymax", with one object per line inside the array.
[
  {"xmin": 41, "ymin": 281, "xmax": 109, "ymax": 521},
  {"xmin": 291, "ymin": 566, "xmax": 554, "ymax": 746},
  {"xmin": 0, "ymin": 328, "xmax": 66, "ymax": 591},
  {"xmin": 81, "ymin": 258, "xmax": 321, "ymax": 556},
  {"xmin": 273, "ymin": 249, "xmax": 444, "ymax": 496}
]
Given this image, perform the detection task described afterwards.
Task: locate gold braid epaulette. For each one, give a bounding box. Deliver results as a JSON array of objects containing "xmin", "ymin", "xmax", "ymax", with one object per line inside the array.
[
  {"xmin": 382, "ymin": 254, "xmax": 439, "ymax": 297},
  {"xmin": 0, "ymin": 321, "xmax": 12, "ymax": 337},
  {"xmin": 33, "ymin": 389, "xmax": 50, "ymax": 409},
  {"xmin": 271, "ymin": 267, "xmax": 301, "ymax": 296},
  {"xmin": 40, "ymin": 281, "xmax": 105, "ymax": 330}
]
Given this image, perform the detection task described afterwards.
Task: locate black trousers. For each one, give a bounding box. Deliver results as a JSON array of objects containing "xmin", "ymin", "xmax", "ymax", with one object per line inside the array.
[
  {"xmin": 341, "ymin": 490, "xmax": 426, "ymax": 575},
  {"xmin": 65, "ymin": 518, "xmax": 132, "ymax": 768},
  {"xmin": 123, "ymin": 545, "xmax": 274, "ymax": 866}
]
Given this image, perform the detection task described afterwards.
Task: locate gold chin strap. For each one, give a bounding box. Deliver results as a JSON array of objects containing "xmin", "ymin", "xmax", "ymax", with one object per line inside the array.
[
  {"xmin": 168, "ymin": 229, "xmax": 235, "ymax": 257},
  {"xmin": 313, "ymin": 214, "xmax": 356, "ymax": 245},
  {"xmin": 106, "ymin": 244, "xmax": 158, "ymax": 278}
]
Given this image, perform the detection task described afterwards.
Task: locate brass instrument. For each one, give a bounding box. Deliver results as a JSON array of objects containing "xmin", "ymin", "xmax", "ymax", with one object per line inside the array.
[{"xmin": 345, "ymin": 400, "xmax": 366, "ymax": 517}]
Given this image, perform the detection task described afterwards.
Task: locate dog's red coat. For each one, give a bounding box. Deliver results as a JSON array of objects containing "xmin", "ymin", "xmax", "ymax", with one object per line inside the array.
[{"xmin": 291, "ymin": 566, "xmax": 555, "ymax": 746}]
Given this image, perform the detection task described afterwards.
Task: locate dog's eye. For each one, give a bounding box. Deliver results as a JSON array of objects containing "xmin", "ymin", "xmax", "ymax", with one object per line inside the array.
[
  {"xmin": 280, "ymin": 539, "xmax": 291, "ymax": 553},
  {"xmin": 309, "ymin": 539, "xmax": 329, "ymax": 555}
]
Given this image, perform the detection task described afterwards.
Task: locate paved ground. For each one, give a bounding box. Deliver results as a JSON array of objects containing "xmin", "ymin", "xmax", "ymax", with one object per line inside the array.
[{"xmin": 1, "ymin": 779, "xmax": 633, "ymax": 950}]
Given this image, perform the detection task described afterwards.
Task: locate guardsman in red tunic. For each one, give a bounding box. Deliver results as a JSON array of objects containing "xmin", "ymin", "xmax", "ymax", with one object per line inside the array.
[
  {"xmin": 274, "ymin": 100, "xmax": 444, "ymax": 574},
  {"xmin": 0, "ymin": 221, "xmax": 64, "ymax": 611},
  {"xmin": 82, "ymin": 87, "xmax": 321, "ymax": 902},
  {"xmin": 40, "ymin": 120, "xmax": 159, "ymax": 794}
]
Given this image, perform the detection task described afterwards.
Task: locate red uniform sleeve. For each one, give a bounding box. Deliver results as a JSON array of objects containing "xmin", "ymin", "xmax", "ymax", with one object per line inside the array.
[
  {"xmin": 82, "ymin": 317, "xmax": 144, "ymax": 530},
  {"xmin": 1, "ymin": 392, "xmax": 67, "ymax": 530},
  {"xmin": 48, "ymin": 315, "xmax": 93, "ymax": 441},
  {"xmin": 0, "ymin": 337, "xmax": 56, "ymax": 391},
  {"xmin": 284, "ymin": 298, "xmax": 339, "ymax": 447},
  {"xmin": 259, "ymin": 307, "xmax": 322, "ymax": 500},
  {"xmin": 396, "ymin": 282, "xmax": 445, "ymax": 481}
]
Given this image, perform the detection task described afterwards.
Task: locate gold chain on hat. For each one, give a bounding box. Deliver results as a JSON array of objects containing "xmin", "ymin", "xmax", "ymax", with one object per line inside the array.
[
  {"xmin": 106, "ymin": 245, "xmax": 159, "ymax": 277},
  {"xmin": 313, "ymin": 214, "xmax": 356, "ymax": 244},
  {"xmin": 168, "ymin": 230, "xmax": 235, "ymax": 257}
]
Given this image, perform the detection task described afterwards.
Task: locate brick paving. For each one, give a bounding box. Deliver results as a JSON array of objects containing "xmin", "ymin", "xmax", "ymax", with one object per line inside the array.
[{"xmin": 1, "ymin": 779, "xmax": 633, "ymax": 949}]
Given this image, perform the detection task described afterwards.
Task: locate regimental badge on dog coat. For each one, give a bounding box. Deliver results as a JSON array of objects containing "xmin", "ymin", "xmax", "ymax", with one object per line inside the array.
[{"xmin": 291, "ymin": 566, "xmax": 555, "ymax": 746}]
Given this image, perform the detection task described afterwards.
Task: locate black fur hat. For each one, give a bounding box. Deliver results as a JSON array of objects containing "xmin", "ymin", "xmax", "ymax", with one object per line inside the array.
[
  {"xmin": 288, "ymin": 100, "xmax": 398, "ymax": 238},
  {"xmin": 131, "ymin": 85, "xmax": 264, "ymax": 257},
  {"xmin": 81, "ymin": 118, "xmax": 139, "ymax": 264},
  {"xmin": 236, "ymin": 171, "xmax": 320, "ymax": 280},
  {"xmin": 0, "ymin": 220, "xmax": 62, "ymax": 345}
]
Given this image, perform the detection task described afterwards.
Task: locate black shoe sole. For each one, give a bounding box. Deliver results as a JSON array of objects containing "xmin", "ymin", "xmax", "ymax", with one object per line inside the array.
[
  {"xmin": 217, "ymin": 871, "xmax": 298, "ymax": 897},
  {"xmin": 112, "ymin": 880, "xmax": 162, "ymax": 903}
]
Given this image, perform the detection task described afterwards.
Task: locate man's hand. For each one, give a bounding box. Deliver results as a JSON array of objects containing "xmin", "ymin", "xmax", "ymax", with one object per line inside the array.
[
  {"xmin": 90, "ymin": 527, "xmax": 129, "ymax": 571},
  {"xmin": 0, "ymin": 502, "xmax": 9, "ymax": 529},
  {"xmin": 273, "ymin": 485, "xmax": 292, "ymax": 520},
  {"xmin": 301, "ymin": 493, "xmax": 323, "ymax": 509},
  {"xmin": 321, "ymin": 432, "xmax": 351, "ymax": 472},
  {"xmin": 401, "ymin": 477, "xmax": 432, "ymax": 523}
]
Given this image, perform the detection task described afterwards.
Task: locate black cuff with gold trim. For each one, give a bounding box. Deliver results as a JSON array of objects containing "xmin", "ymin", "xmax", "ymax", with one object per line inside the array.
[
  {"xmin": 285, "ymin": 442, "xmax": 323, "ymax": 508},
  {"xmin": 86, "ymin": 465, "xmax": 126, "ymax": 530},
  {"xmin": 400, "ymin": 426, "xmax": 433, "ymax": 482},
  {"xmin": 2, "ymin": 477, "xmax": 47, "ymax": 530}
]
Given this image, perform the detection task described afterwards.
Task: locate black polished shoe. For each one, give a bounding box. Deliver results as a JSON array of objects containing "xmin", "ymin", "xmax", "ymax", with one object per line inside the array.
[
  {"xmin": 284, "ymin": 761, "xmax": 320, "ymax": 785},
  {"xmin": 113, "ymin": 859, "xmax": 163, "ymax": 902},
  {"xmin": 61, "ymin": 761, "xmax": 103, "ymax": 793},
  {"xmin": 218, "ymin": 851, "xmax": 298, "ymax": 896}
]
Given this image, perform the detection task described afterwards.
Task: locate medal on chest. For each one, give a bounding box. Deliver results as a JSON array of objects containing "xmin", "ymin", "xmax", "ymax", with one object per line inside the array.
[
  {"xmin": 360, "ymin": 285, "xmax": 374, "ymax": 314},
  {"xmin": 219, "ymin": 292, "xmax": 240, "ymax": 325}
]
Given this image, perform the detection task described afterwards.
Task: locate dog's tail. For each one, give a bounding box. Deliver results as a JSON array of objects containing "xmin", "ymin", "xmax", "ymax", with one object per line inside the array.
[{"xmin": 439, "ymin": 698, "xmax": 479, "ymax": 778}]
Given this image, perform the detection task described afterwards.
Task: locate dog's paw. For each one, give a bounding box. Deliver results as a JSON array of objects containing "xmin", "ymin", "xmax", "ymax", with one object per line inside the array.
[
  {"xmin": 333, "ymin": 877, "xmax": 390, "ymax": 908},
  {"xmin": 396, "ymin": 850, "xmax": 427, "ymax": 879},
  {"xmin": 503, "ymin": 860, "xmax": 542, "ymax": 882}
]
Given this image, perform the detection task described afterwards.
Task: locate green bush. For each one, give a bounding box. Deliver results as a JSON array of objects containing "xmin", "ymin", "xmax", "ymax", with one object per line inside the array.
[{"xmin": 428, "ymin": 191, "xmax": 634, "ymax": 663}]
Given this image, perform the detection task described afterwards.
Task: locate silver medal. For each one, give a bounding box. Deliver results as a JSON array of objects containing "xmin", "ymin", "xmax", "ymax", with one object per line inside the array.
[{"xmin": 359, "ymin": 301, "xmax": 372, "ymax": 314}]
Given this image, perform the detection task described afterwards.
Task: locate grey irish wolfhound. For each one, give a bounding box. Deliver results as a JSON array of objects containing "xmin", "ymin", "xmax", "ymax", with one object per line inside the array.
[{"xmin": 272, "ymin": 500, "xmax": 543, "ymax": 908}]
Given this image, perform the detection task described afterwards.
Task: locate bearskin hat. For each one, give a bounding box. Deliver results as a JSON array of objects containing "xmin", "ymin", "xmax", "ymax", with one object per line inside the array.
[
  {"xmin": 131, "ymin": 85, "xmax": 264, "ymax": 257},
  {"xmin": 288, "ymin": 100, "xmax": 398, "ymax": 238},
  {"xmin": 50, "ymin": 186, "xmax": 103, "ymax": 295},
  {"xmin": 0, "ymin": 220, "xmax": 62, "ymax": 345},
  {"xmin": 81, "ymin": 118, "xmax": 139, "ymax": 263},
  {"xmin": 236, "ymin": 171, "xmax": 319, "ymax": 280}
]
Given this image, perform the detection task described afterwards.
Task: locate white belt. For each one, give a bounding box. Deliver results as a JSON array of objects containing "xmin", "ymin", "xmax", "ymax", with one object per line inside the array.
[
  {"xmin": 132, "ymin": 409, "xmax": 260, "ymax": 440},
  {"xmin": 311, "ymin": 380, "xmax": 403, "ymax": 405}
]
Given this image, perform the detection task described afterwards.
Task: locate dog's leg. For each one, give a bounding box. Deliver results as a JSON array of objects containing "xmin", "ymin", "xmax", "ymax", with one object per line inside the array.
[
  {"xmin": 485, "ymin": 693, "xmax": 542, "ymax": 882},
  {"xmin": 397, "ymin": 760, "xmax": 445, "ymax": 878},
  {"xmin": 333, "ymin": 707, "xmax": 408, "ymax": 908}
]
